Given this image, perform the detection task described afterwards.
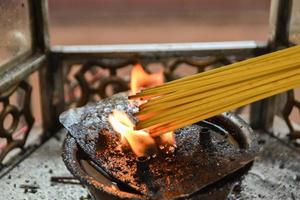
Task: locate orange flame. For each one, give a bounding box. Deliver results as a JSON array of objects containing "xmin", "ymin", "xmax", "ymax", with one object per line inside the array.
[
  {"xmin": 109, "ymin": 110, "xmax": 175, "ymax": 157},
  {"xmin": 108, "ymin": 64, "xmax": 175, "ymax": 157},
  {"xmin": 109, "ymin": 110, "xmax": 157, "ymax": 157},
  {"xmin": 130, "ymin": 63, "xmax": 164, "ymax": 94},
  {"xmin": 158, "ymin": 131, "xmax": 176, "ymax": 147}
]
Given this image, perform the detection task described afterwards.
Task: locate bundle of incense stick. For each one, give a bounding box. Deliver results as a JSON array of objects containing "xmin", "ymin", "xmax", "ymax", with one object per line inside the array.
[{"xmin": 130, "ymin": 45, "xmax": 300, "ymax": 137}]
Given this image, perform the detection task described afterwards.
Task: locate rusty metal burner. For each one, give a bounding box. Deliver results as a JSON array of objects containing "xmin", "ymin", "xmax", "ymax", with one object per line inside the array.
[{"xmin": 61, "ymin": 94, "xmax": 258, "ymax": 200}]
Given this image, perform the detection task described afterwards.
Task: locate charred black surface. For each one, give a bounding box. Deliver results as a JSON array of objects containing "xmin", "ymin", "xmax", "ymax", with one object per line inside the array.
[
  {"xmin": 93, "ymin": 124, "xmax": 256, "ymax": 199},
  {"xmin": 60, "ymin": 94, "xmax": 258, "ymax": 200},
  {"xmin": 60, "ymin": 93, "xmax": 142, "ymax": 192},
  {"xmin": 62, "ymin": 135, "xmax": 144, "ymax": 200}
]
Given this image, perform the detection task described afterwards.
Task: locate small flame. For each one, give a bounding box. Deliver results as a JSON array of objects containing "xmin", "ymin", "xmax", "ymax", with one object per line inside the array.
[
  {"xmin": 130, "ymin": 63, "xmax": 164, "ymax": 94},
  {"xmin": 109, "ymin": 110, "xmax": 157, "ymax": 157},
  {"xmin": 109, "ymin": 110, "xmax": 175, "ymax": 157},
  {"xmin": 159, "ymin": 131, "xmax": 176, "ymax": 147}
]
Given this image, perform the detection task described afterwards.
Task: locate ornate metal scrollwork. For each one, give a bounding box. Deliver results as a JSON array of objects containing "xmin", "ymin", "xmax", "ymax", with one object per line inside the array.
[
  {"xmin": 63, "ymin": 56, "xmax": 241, "ymax": 110},
  {"xmin": 170, "ymin": 56, "xmax": 231, "ymax": 72},
  {"xmin": 280, "ymin": 90, "xmax": 300, "ymax": 139},
  {"xmin": 64, "ymin": 60, "xmax": 137, "ymax": 107},
  {"xmin": 0, "ymin": 81, "xmax": 34, "ymax": 164}
]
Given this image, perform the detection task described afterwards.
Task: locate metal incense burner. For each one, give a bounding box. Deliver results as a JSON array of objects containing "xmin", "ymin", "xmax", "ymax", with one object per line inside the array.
[{"xmin": 61, "ymin": 94, "xmax": 258, "ymax": 200}]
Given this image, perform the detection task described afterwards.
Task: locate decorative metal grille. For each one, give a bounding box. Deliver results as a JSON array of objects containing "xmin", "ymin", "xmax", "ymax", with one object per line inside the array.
[
  {"xmin": 62, "ymin": 56, "xmax": 241, "ymax": 108},
  {"xmin": 0, "ymin": 81, "xmax": 34, "ymax": 165},
  {"xmin": 279, "ymin": 90, "xmax": 300, "ymax": 139}
]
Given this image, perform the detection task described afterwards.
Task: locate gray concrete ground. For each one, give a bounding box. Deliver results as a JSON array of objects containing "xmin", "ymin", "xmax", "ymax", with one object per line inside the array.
[
  {"xmin": 0, "ymin": 130, "xmax": 88, "ymax": 200},
  {"xmin": 0, "ymin": 127, "xmax": 299, "ymax": 200}
]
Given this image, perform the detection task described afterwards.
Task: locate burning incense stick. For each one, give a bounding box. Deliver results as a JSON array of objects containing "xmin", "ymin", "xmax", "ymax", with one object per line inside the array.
[{"xmin": 130, "ymin": 45, "xmax": 300, "ymax": 136}]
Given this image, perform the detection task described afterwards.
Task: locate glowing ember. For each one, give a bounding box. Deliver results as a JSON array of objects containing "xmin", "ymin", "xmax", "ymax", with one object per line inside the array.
[{"xmin": 108, "ymin": 63, "xmax": 175, "ymax": 157}]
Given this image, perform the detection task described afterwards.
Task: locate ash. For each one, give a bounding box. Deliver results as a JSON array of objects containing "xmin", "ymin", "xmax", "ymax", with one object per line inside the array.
[{"xmin": 59, "ymin": 93, "xmax": 138, "ymax": 160}]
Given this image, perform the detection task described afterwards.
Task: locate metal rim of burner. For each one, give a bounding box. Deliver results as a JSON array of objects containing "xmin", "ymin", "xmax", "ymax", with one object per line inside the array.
[{"xmin": 62, "ymin": 112, "xmax": 258, "ymax": 200}]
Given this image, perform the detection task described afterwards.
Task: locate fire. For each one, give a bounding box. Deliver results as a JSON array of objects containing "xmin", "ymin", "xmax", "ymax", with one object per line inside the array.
[
  {"xmin": 158, "ymin": 131, "xmax": 176, "ymax": 147},
  {"xmin": 109, "ymin": 110, "xmax": 157, "ymax": 157},
  {"xmin": 130, "ymin": 63, "xmax": 164, "ymax": 94},
  {"xmin": 109, "ymin": 110, "xmax": 175, "ymax": 157},
  {"xmin": 108, "ymin": 63, "xmax": 176, "ymax": 157}
]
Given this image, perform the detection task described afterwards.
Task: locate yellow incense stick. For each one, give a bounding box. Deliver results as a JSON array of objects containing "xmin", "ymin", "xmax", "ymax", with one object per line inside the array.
[
  {"xmin": 131, "ymin": 45, "xmax": 300, "ymax": 136},
  {"xmin": 131, "ymin": 45, "xmax": 300, "ymax": 98}
]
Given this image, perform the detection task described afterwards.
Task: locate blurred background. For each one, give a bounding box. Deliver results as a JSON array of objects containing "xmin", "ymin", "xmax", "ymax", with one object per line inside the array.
[
  {"xmin": 37, "ymin": 0, "xmax": 270, "ymax": 125},
  {"xmin": 0, "ymin": 0, "xmax": 273, "ymax": 130},
  {"xmin": 48, "ymin": 0, "xmax": 270, "ymax": 45}
]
